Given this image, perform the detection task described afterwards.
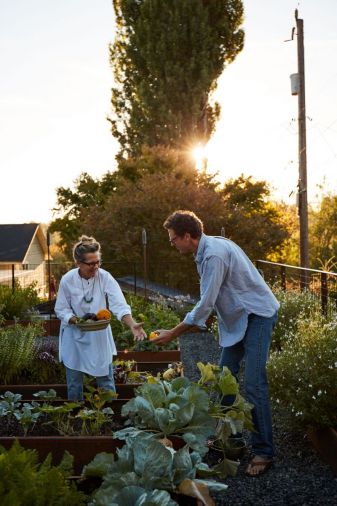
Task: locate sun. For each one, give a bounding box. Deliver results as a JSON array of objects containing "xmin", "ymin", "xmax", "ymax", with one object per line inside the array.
[{"xmin": 192, "ymin": 144, "xmax": 208, "ymax": 170}]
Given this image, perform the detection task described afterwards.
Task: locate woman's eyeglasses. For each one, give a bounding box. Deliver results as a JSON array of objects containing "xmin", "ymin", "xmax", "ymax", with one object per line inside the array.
[{"xmin": 80, "ymin": 260, "xmax": 101, "ymax": 267}]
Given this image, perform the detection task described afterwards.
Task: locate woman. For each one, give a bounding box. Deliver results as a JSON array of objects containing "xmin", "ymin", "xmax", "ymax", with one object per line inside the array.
[{"xmin": 55, "ymin": 235, "xmax": 146, "ymax": 400}]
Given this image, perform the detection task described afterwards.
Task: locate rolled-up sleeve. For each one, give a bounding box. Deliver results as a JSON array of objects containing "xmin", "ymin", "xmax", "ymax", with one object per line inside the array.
[
  {"xmin": 183, "ymin": 256, "xmax": 227, "ymax": 328},
  {"xmin": 105, "ymin": 275, "xmax": 132, "ymax": 321},
  {"xmin": 54, "ymin": 279, "xmax": 75, "ymax": 325}
]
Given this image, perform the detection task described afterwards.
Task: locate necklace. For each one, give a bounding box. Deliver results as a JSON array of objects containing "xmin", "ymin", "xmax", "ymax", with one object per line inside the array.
[{"xmin": 81, "ymin": 275, "xmax": 96, "ymax": 303}]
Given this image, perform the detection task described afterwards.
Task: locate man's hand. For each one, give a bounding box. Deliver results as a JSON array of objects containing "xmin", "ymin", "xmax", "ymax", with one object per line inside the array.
[
  {"xmin": 131, "ymin": 322, "xmax": 147, "ymax": 341},
  {"xmin": 69, "ymin": 316, "xmax": 77, "ymax": 325},
  {"xmin": 151, "ymin": 329, "xmax": 176, "ymax": 346}
]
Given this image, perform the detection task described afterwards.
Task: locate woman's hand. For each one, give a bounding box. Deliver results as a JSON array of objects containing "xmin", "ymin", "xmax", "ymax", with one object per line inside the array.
[
  {"xmin": 68, "ymin": 316, "xmax": 77, "ymax": 325},
  {"xmin": 131, "ymin": 322, "xmax": 147, "ymax": 341}
]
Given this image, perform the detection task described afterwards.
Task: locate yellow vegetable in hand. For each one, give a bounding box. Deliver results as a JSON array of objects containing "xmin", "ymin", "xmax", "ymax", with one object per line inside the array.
[{"xmin": 149, "ymin": 331, "xmax": 158, "ymax": 340}]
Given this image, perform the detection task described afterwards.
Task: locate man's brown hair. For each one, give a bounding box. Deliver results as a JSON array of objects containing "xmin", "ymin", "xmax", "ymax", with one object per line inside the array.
[{"xmin": 163, "ymin": 210, "xmax": 203, "ymax": 239}]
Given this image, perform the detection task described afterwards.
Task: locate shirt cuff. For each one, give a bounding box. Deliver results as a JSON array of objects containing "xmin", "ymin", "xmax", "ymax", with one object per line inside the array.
[
  {"xmin": 62, "ymin": 312, "xmax": 75, "ymax": 325},
  {"xmin": 183, "ymin": 312, "xmax": 207, "ymax": 330},
  {"xmin": 117, "ymin": 307, "xmax": 132, "ymax": 322}
]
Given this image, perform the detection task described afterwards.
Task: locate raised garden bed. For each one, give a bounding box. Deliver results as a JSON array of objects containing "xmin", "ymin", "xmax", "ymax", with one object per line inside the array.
[
  {"xmin": 116, "ymin": 350, "xmax": 181, "ymax": 361},
  {"xmin": 3, "ymin": 319, "xmax": 60, "ymax": 336},
  {"xmin": 0, "ymin": 383, "xmax": 138, "ymax": 400},
  {"xmin": 0, "ymin": 436, "xmax": 123, "ymax": 474}
]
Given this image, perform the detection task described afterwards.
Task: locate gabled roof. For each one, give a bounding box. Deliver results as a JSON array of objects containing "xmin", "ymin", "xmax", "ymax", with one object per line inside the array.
[{"xmin": 0, "ymin": 224, "xmax": 47, "ymax": 262}]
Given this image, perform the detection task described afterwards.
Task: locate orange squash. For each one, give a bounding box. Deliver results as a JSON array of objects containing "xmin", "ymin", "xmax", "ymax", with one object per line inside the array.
[{"xmin": 96, "ymin": 309, "xmax": 111, "ymax": 320}]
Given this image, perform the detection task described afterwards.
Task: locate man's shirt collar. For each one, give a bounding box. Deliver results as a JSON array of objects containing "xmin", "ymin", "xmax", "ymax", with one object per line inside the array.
[{"xmin": 195, "ymin": 233, "xmax": 207, "ymax": 263}]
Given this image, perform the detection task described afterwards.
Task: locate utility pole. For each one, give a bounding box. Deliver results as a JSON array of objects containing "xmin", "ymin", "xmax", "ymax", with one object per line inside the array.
[{"xmin": 293, "ymin": 9, "xmax": 309, "ymax": 287}]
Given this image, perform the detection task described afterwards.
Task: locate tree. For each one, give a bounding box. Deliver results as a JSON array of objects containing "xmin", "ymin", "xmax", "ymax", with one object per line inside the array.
[
  {"xmin": 109, "ymin": 0, "xmax": 244, "ymax": 157},
  {"xmin": 79, "ymin": 152, "xmax": 290, "ymax": 294},
  {"xmin": 220, "ymin": 175, "xmax": 291, "ymax": 260},
  {"xmin": 309, "ymin": 194, "xmax": 337, "ymax": 270},
  {"xmin": 49, "ymin": 172, "xmax": 120, "ymax": 258}
]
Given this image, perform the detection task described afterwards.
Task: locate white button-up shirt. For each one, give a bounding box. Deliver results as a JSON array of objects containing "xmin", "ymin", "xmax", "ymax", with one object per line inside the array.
[
  {"xmin": 183, "ymin": 234, "xmax": 280, "ymax": 347},
  {"xmin": 55, "ymin": 268, "xmax": 131, "ymax": 376}
]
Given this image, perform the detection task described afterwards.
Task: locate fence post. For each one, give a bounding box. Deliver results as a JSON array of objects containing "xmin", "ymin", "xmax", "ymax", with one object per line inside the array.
[
  {"xmin": 133, "ymin": 263, "xmax": 137, "ymax": 295},
  {"xmin": 11, "ymin": 264, "xmax": 15, "ymax": 292},
  {"xmin": 142, "ymin": 229, "xmax": 148, "ymax": 299},
  {"xmin": 280, "ymin": 265, "xmax": 286, "ymax": 291},
  {"xmin": 320, "ymin": 272, "xmax": 328, "ymax": 316}
]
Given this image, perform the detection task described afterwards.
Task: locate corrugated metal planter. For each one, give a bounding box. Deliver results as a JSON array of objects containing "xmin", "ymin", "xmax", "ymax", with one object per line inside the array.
[{"xmin": 308, "ymin": 427, "xmax": 337, "ymax": 476}]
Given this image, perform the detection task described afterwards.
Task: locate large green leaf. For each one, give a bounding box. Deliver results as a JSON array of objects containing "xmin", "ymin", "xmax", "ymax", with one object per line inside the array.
[
  {"xmin": 133, "ymin": 438, "xmax": 173, "ymax": 478},
  {"xmin": 82, "ymin": 452, "xmax": 114, "ymax": 478},
  {"xmin": 172, "ymin": 445, "xmax": 195, "ymax": 485},
  {"xmin": 183, "ymin": 385, "xmax": 210, "ymax": 412},
  {"xmin": 218, "ymin": 368, "xmax": 239, "ymax": 396},
  {"xmin": 171, "ymin": 377, "xmax": 191, "ymax": 391}
]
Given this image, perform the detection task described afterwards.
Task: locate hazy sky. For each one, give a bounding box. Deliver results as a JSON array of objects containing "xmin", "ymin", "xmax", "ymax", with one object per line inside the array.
[{"xmin": 1, "ymin": 0, "xmax": 337, "ymax": 224}]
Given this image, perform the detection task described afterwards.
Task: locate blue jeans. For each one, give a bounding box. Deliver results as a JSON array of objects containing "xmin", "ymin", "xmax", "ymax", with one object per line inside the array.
[
  {"xmin": 65, "ymin": 363, "xmax": 116, "ymax": 401},
  {"xmin": 219, "ymin": 312, "xmax": 277, "ymax": 459}
]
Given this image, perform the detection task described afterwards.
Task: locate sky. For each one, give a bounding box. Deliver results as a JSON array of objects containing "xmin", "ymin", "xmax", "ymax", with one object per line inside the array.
[{"xmin": 1, "ymin": 0, "xmax": 337, "ymax": 224}]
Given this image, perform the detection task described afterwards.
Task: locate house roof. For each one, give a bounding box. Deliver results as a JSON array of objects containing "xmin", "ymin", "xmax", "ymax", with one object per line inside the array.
[{"xmin": 0, "ymin": 224, "xmax": 47, "ymax": 263}]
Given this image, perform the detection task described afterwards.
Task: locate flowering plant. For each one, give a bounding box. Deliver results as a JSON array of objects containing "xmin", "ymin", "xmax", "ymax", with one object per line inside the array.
[{"xmin": 268, "ymin": 314, "xmax": 337, "ymax": 429}]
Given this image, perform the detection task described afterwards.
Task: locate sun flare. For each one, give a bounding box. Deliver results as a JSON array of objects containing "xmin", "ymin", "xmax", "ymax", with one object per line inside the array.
[{"xmin": 192, "ymin": 144, "xmax": 208, "ymax": 170}]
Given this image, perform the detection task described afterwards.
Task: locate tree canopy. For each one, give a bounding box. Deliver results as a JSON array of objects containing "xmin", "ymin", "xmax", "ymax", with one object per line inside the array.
[{"xmin": 109, "ymin": 0, "xmax": 244, "ymax": 157}]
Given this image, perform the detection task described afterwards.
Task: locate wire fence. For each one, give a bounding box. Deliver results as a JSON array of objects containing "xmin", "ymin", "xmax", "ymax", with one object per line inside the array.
[
  {"xmin": 256, "ymin": 260, "xmax": 337, "ymax": 315},
  {"xmin": 3, "ymin": 259, "xmax": 337, "ymax": 317},
  {"xmin": 0, "ymin": 260, "xmax": 200, "ymax": 300}
]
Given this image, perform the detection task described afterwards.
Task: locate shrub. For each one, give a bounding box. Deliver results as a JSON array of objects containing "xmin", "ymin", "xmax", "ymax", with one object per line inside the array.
[
  {"xmin": 267, "ymin": 315, "xmax": 337, "ymax": 429},
  {"xmin": 0, "ymin": 322, "xmax": 43, "ymax": 384},
  {"xmin": 111, "ymin": 293, "xmax": 180, "ymax": 351},
  {"xmin": 271, "ymin": 289, "xmax": 327, "ymax": 351},
  {"xmin": 0, "ymin": 282, "xmax": 40, "ymax": 320},
  {"xmin": 0, "ymin": 441, "xmax": 86, "ymax": 504}
]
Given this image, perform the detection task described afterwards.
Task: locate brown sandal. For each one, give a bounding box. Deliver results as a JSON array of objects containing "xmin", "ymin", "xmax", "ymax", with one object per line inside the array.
[{"xmin": 245, "ymin": 458, "xmax": 273, "ymax": 477}]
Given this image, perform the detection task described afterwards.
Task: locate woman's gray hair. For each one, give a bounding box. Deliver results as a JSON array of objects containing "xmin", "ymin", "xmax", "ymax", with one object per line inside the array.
[{"xmin": 73, "ymin": 235, "xmax": 101, "ymax": 263}]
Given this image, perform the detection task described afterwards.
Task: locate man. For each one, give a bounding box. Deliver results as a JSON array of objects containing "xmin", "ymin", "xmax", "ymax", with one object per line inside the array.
[{"xmin": 152, "ymin": 210, "xmax": 279, "ymax": 477}]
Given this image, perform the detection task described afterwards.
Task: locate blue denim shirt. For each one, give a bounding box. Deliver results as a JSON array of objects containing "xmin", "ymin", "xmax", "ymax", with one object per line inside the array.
[{"xmin": 183, "ymin": 234, "xmax": 279, "ymax": 347}]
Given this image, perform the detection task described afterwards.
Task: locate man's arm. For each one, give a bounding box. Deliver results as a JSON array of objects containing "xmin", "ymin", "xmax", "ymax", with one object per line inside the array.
[{"xmin": 153, "ymin": 256, "xmax": 226, "ymax": 345}]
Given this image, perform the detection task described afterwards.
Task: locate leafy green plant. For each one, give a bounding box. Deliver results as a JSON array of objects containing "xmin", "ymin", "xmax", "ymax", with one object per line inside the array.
[
  {"xmin": 76, "ymin": 407, "xmax": 114, "ymax": 436},
  {"xmin": 0, "ymin": 282, "xmax": 40, "ymax": 320},
  {"xmin": 33, "ymin": 389, "xmax": 59, "ymax": 401},
  {"xmin": 111, "ymin": 293, "xmax": 180, "ymax": 351},
  {"xmin": 115, "ymin": 377, "xmax": 216, "ymax": 457},
  {"xmin": 0, "ymin": 441, "xmax": 86, "ymax": 505},
  {"xmin": 0, "ymin": 322, "xmax": 43, "ymax": 384},
  {"xmin": 268, "ymin": 314, "xmax": 337, "ymax": 429},
  {"xmin": 82, "ymin": 433, "xmax": 227, "ymax": 506},
  {"xmin": 13, "ymin": 404, "xmax": 41, "ymax": 436},
  {"xmin": 74, "ymin": 385, "xmax": 117, "ymax": 435},
  {"xmin": 38, "ymin": 402, "xmax": 80, "ymax": 436},
  {"xmin": 196, "ymin": 363, "xmax": 254, "ymax": 476}
]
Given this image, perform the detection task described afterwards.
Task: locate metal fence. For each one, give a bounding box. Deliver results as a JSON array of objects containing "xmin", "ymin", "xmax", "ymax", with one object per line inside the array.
[
  {"xmin": 256, "ymin": 260, "xmax": 337, "ymax": 315},
  {"xmin": 0, "ymin": 260, "xmax": 200, "ymax": 300},
  {"xmin": 4, "ymin": 259, "xmax": 337, "ymax": 316}
]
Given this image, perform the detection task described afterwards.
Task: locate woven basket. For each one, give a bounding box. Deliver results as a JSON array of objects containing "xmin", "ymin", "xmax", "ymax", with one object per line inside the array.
[{"xmin": 76, "ymin": 319, "xmax": 111, "ymax": 332}]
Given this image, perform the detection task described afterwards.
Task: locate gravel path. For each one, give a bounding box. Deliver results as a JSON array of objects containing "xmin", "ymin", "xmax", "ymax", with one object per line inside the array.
[
  {"xmin": 210, "ymin": 414, "xmax": 337, "ymax": 506},
  {"xmin": 180, "ymin": 332, "xmax": 337, "ymax": 506}
]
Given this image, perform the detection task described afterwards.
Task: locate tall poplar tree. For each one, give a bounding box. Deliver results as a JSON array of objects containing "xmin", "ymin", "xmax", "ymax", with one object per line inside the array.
[{"xmin": 109, "ymin": 0, "xmax": 244, "ymax": 157}]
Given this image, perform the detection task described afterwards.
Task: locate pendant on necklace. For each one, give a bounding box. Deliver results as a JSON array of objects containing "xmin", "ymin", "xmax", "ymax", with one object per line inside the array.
[{"xmin": 83, "ymin": 295, "xmax": 94, "ymax": 303}]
